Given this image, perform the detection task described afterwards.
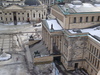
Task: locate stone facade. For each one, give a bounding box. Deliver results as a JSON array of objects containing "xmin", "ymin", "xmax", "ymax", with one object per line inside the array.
[
  {"xmin": 0, "ymin": 0, "xmax": 47, "ymax": 24},
  {"xmin": 42, "ymin": 21, "xmax": 100, "ymax": 74},
  {"xmin": 50, "ymin": 6, "xmax": 100, "ymax": 29}
]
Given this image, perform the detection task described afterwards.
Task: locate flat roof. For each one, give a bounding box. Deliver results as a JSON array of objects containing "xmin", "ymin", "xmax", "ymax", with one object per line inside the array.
[
  {"xmin": 46, "ymin": 19, "xmax": 62, "ymax": 30},
  {"xmin": 58, "ymin": 1, "xmax": 100, "ymax": 14},
  {"xmin": 43, "ymin": 19, "xmax": 62, "ymax": 31},
  {"xmin": 68, "ymin": 25, "xmax": 100, "ymax": 42}
]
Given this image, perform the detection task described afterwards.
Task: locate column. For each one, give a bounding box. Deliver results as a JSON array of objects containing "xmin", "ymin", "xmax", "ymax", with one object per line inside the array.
[
  {"xmin": 50, "ymin": 36, "xmax": 53, "ymax": 54},
  {"xmin": 61, "ymin": 36, "xmax": 64, "ymax": 53},
  {"xmin": 58, "ymin": 36, "xmax": 60, "ymax": 50},
  {"xmin": 48, "ymin": 34, "xmax": 50, "ymax": 50}
]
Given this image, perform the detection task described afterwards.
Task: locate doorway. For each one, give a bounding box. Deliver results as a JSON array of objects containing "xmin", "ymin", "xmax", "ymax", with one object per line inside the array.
[
  {"xmin": 13, "ymin": 12, "xmax": 17, "ymax": 25},
  {"xmin": 74, "ymin": 63, "xmax": 78, "ymax": 68},
  {"xmin": 54, "ymin": 56, "xmax": 61, "ymax": 64}
]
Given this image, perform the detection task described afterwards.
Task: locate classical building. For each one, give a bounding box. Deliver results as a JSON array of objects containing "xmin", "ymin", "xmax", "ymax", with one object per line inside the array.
[
  {"xmin": 42, "ymin": 0, "xmax": 100, "ymax": 75},
  {"xmin": 0, "ymin": 0, "xmax": 47, "ymax": 25}
]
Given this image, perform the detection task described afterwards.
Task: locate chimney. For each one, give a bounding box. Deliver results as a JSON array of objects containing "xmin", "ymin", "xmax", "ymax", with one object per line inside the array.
[
  {"xmin": 51, "ymin": 24, "xmax": 54, "ymax": 32},
  {"xmin": 51, "ymin": 24, "xmax": 53, "ymax": 29}
]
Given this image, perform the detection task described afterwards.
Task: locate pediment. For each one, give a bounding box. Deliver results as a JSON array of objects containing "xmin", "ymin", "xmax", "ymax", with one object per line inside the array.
[{"xmin": 5, "ymin": 5, "xmax": 23, "ymax": 10}]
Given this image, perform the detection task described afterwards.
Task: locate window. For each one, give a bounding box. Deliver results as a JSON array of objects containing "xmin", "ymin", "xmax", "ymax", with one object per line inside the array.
[
  {"xmin": 33, "ymin": 13, "xmax": 35, "ymax": 17},
  {"xmin": 6, "ymin": 18, "xmax": 7, "ymax": 21},
  {"xmin": 27, "ymin": 13, "xmax": 29, "ymax": 17},
  {"xmin": 86, "ymin": 17, "xmax": 88, "ymax": 22},
  {"xmin": 97, "ymin": 61, "xmax": 99, "ymax": 69},
  {"xmin": 23, "ymin": 17, "xmax": 24, "ymax": 20},
  {"xmin": 97, "ymin": 16, "xmax": 100, "ymax": 22},
  {"xmin": 91, "ymin": 16, "xmax": 94, "ymax": 22},
  {"xmin": 19, "ymin": 18, "xmax": 20, "ymax": 21},
  {"xmin": 5, "ymin": 13, "xmax": 7, "ymax": 15},
  {"xmin": 10, "ymin": 18, "xmax": 12, "ymax": 21},
  {"xmin": 18, "ymin": 13, "xmax": 20, "ymax": 15},
  {"xmin": 0, "ymin": 12, "xmax": 2, "ymax": 14},
  {"xmin": 73, "ymin": 17, "xmax": 76, "ymax": 23},
  {"xmin": 9, "ymin": 13, "xmax": 11, "ymax": 15},
  {"xmin": 1, "ymin": 17, "xmax": 2, "ymax": 20},
  {"xmin": 42, "ymin": 15, "xmax": 43, "ymax": 19},
  {"xmin": 80, "ymin": 17, "xmax": 82, "ymax": 23},
  {"xmin": 95, "ymin": 59, "xmax": 97, "ymax": 66},
  {"xmin": 39, "ymin": 13, "xmax": 40, "ymax": 17},
  {"xmin": 22, "ymin": 13, "xmax": 24, "ymax": 14}
]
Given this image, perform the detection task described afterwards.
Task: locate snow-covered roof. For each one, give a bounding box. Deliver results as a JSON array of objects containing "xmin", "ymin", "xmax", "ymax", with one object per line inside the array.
[
  {"xmin": 81, "ymin": 26, "xmax": 100, "ymax": 37},
  {"xmin": 68, "ymin": 25, "xmax": 100, "ymax": 42},
  {"xmin": 46, "ymin": 19, "xmax": 62, "ymax": 30},
  {"xmin": 59, "ymin": 2, "xmax": 100, "ymax": 14},
  {"xmin": 68, "ymin": 3, "xmax": 100, "ymax": 13}
]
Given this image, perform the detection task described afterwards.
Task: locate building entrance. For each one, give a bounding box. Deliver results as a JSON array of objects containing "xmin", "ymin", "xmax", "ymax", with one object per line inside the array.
[
  {"xmin": 74, "ymin": 63, "xmax": 78, "ymax": 68},
  {"xmin": 13, "ymin": 12, "xmax": 17, "ymax": 25}
]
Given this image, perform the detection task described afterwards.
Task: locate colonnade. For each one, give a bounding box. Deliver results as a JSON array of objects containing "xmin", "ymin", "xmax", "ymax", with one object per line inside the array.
[{"xmin": 42, "ymin": 25, "xmax": 63, "ymax": 54}]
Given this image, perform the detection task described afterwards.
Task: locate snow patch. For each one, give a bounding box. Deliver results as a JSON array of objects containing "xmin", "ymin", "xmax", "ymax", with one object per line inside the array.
[
  {"xmin": 46, "ymin": 20, "xmax": 62, "ymax": 30},
  {"xmin": 0, "ymin": 53, "xmax": 11, "ymax": 61},
  {"xmin": 0, "ymin": 22, "xmax": 29, "ymax": 26}
]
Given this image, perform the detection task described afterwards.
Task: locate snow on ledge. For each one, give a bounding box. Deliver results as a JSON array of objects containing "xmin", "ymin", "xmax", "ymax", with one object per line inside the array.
[
  {"xmin": 46, "ymin": 19, "xmax": 62, "ymax": 30},
  {"xmin": 88, "ymin": 35, "xmax": 100, "ymax": 44}
]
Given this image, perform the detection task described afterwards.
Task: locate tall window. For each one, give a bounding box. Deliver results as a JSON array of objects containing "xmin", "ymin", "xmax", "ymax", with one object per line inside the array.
[
  {"xmin": 6, "ymin": 18, "xmax": 7, "ymax": 21},
  {"xmin": 80, "ymin": 17, "xmax": 82, "ymax": 23},
  {"xmin": 33, "ymin": 13, "xmax": 35, "ymax": 17},
  {"xmin": 91, "ymin": 16, "xmax": 94, "ymax": 22},
  {"xmin": 23, "ymin": 17, "xmax": 24, "ymax": 20},
  {"xmin": 1, "ymin": 17, "xmax": 2, "ymax": 20},
  {"xmin": 42, "ymin": 15, "xmax": 43, "ymax": 19},
  {"xmin": 97, "ymin": 16, "xmax": 100, "ymax": 22},
  {"xmin": 73, "ymin": 17, "xmax": 76, "ymax": 23},
  {"xmin": 39, "ymin": 13, "xmax": 40, "ymax": 17},
  {"xmin": 27, "ymin": 13, "xmax": 29, "ymax": 17},
  {"xmin": 97, "ymin": 60, "xmax": 99, "ymax": 69},
  {"xmin": 10, "ymin": 18, "xmax": 12, "ymax": 21},
  {"xmin": 19, "ymin": 18, "xmax": 20, "ymax": 21},
  {"xmin": 86, "ymin": 17, "xmax": 88, "ymax": 22},
  {"xmin": 44, "ymin": 11, "xmax": 45, "ymax": 15}
]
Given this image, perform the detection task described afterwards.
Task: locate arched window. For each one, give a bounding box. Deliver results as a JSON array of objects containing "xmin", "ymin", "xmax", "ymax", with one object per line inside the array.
[
  {"xmin": 27, "ymin": 13, "xmax": 29, "ymax": 17},
  {"xmin": 33, "ymin": 13, "xmax": 35, "ymax": 17}
]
